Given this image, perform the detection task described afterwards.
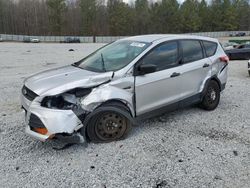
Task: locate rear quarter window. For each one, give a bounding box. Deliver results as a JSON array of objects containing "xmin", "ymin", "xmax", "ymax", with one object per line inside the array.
[{"xmin": 203, "ymin": 41, "xmax": 218, "ymax": 57}]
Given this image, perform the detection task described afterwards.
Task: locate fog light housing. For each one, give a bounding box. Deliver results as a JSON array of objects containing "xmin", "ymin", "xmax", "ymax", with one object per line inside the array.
[{"xmin": 33, "ymin": 127, "xmax": 48, "ymax": 135}]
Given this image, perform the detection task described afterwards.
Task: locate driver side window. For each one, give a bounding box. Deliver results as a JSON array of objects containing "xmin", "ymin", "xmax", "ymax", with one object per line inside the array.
[{"xmin": 141, "ymin": 41, "xmax": 179, "ymax": 71}]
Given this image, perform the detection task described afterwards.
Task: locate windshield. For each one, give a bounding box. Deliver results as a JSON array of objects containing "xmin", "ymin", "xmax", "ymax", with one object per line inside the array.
[{"xmin": 75, "ymin": 40, "xmax": 150, "ymax": 72}]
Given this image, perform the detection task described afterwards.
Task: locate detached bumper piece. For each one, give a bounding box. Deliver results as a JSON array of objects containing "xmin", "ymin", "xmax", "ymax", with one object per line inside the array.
[{"xmin": 54, "ymin": 133, "xmax": 85, "ymax": 145}]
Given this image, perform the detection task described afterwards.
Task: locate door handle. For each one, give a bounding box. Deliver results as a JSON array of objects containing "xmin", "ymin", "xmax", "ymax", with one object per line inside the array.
[
  {"xmin": 203, "ymin": 63, "xmax": 210, "ymax": 68},
  {"xmin": 170, "ymin": 72, "xmax": 181, "ymax": 77}
]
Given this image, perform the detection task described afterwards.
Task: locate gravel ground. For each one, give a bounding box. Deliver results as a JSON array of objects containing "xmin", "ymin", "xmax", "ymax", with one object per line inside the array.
[{"xmin": 0, "ymin": 43, "xmax": 250, "ymax": 188}]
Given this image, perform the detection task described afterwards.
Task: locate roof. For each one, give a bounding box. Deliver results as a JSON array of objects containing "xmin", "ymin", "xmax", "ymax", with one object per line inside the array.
[{"xmin": 121, "ymin": 34, "xmax": 218, "ymax": 43}]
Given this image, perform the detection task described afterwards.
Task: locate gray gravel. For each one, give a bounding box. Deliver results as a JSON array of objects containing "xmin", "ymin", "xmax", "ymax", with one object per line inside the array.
[{"xmin": 0, "ymin": 43, "xmax": 250, "ymax": 188}]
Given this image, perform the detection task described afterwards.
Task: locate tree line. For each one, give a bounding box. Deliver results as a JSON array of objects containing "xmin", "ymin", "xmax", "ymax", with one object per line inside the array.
[{"xmin": 0, "ymin": 0, "xmax": 250, "ymax": 36}]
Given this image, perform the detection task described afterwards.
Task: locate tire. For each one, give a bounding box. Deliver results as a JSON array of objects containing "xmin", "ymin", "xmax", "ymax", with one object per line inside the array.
[
  {"xmin": 248, "ymin": 70, "xmax": 250, "ymax": 76},
  {"xmin": 85, "ymin": 102, "xmax": 132, "ymax": 143},
  {"xmin": 200, "ymin": 80, "xmax": 220, "ymax": 111}
]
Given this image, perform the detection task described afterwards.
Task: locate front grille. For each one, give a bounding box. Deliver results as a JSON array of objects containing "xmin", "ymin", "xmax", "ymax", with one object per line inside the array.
[
  {"xmin": 22, "ymin": 86, "xmax": 38, "ymax": 101},
  {"xmin": 29, "ymin": 113, "xmax": 45, "ymax": 129}
]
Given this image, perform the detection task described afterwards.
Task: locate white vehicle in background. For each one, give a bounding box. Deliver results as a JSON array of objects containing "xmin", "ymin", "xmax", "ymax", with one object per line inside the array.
[
  {"xmin": 23, "ymin": 37, "xmax": 40, "ymax": 43},
  {"xmin": 31, "ymin": 38, "xmax": 40, "ymax": 43},
  {"xmin": 0, "ymin": 36, "xmax": 3, "ymax": 42}
]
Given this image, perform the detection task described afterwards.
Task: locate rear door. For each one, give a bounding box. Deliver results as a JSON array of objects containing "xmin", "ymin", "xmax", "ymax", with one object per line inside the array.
[
  {"xmin": 177, "ymin": 40, "xmax": 212, "ymax": 99},
  {"xmin": 135, "ymin": 41, "xmax": 183, "ymax": 115}
]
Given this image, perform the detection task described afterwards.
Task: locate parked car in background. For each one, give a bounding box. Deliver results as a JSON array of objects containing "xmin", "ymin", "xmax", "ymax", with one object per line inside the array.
[
  {"xmin": 222, "ymin": 42, "xmax": 238, "ymax": 50},
  {"xmin": 248, "ymin": 59, "xmax": 250, "ymax": 76},
  {"xmin": 31, "ymin": 38, "xmax": 40, "ymax": 43},
  {"xmin": 236, "ymin": 32, "xmax": 246, "ymax": 37},
  {"xmin": 225, "ymin": 44, "xmax": 250, "ymax": 60},
  {"xmin": 229, "ymin": 32, "xmax": 246, "ymax": 37},
  {"xmin": 21, "ymin": 34, "xmax": 228, "ymax": 144},
  {"xmin": 23, "ymin": 37, "xmax": 31, "ymax": 43},
  {"xmin": 62, "ymin": 37, "xmax": 80, "ymax": 43},
  {"xmin": 23, "ymin": 37, "xmax": 40, "ymax": 43}
]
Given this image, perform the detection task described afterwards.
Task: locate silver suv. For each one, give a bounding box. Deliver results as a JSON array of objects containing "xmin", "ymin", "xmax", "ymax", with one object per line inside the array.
[{"xmin": 21, "ymin": 35, "xmax": 228, "ymax": 143}]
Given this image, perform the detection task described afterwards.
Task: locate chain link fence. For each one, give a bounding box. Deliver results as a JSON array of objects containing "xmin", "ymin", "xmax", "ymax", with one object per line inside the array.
[{"xmin": 1, "ymin": 31, "xmax": 250, "ymax": 43}]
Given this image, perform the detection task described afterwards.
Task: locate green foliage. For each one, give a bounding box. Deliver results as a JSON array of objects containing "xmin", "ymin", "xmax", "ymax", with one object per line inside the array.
[
  {"xmin": 150, "ymin": 0, "xmax": 180, "ymax": 33},
  {"xmin": 134, "ymin": 0, "xmax": 150, "ymax": 34},
  {"xmin": 79, "ymin": 0, "xmax": 97, "ymax": 35},
  {"xmin": 1, "ymin": 0, "xmax": 250, "ymax": 36},
  {"xmin": 108, "ymin": 0, "xmax": 135, "ymax": 35},
  {"xmin": 233, "ymin": 0, "xmax": 250, "ymax": 30},
  {"xmin": 46, "ymin": 0, "xmax": 66, "ymax": 34},
  {"xmin": 180, "ymin": 0, "xmax": 201, "ymax": 32}
]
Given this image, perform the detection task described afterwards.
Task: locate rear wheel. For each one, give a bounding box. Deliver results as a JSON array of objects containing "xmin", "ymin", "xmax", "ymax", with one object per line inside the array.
[
  {"xmin": 248, "ymin": 70, "xmax": 250, "ymax": 76},
  {"xmin": 200, "ymin": 80, "xmax": 220, "ymax": 111},
  {"xmin": 86, "ymin": 103, "xmax": 132, "ymax": 143}
]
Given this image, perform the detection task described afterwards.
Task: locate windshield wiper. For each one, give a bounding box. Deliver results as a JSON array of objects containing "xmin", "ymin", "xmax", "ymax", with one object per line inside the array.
[{"xmin": 100, "ymin": 53, "xmax": 106, "ymax": 72}]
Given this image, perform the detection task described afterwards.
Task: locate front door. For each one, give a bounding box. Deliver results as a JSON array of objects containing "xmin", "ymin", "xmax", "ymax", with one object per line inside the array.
[{"xmin": 135, "ymin": 41, "xmax": 183, "ymax": 115}]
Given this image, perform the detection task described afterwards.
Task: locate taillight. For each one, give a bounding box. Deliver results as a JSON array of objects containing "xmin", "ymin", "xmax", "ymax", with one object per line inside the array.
[{"xmin": 219, "ymin": 56, "xmax": 229, "ymax": 64}]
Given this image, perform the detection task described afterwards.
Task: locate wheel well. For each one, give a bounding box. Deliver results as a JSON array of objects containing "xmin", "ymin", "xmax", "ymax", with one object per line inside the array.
[
  {"xmin": 210, "ymin": 77, "xmax": 222, "ymax": 91},
  {"xmin": 202, "ymin": 77, "xmax": 222, "ymax": 99},
  {"xmin": 100, "ymin": 99, "xmax": 132, "ymax": 116}
]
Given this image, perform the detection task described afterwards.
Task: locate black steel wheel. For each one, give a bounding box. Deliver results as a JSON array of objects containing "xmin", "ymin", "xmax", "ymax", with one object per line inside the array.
[
  {"xmin": 94, "ymin": 111, "xmax": 128, "ymax": 141},
  {"xmin": 85, "ymin": 102, "xmax": 132, "ymax": 143},
  {"xmin": 200, "ymin": 80, "xmax": 220, "ymax": 111}
]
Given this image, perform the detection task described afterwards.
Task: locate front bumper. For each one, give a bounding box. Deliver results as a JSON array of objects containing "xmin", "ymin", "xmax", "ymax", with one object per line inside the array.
[
  {"xmin": 21, "ymin": 93, "xmax": 84, "ymax": 142},
  {"xmin": 25, "ymin": 126, "xmax": 49, "ymax": 142}
]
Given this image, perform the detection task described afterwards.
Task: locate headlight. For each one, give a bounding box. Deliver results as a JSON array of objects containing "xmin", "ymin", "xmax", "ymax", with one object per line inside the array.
[
  {"xmin": 41, "ymin": 95, "xmax": 76, "ymax": 110},
  {"xmin": 41, "ymin": 88, "xmax": 92, "ymax": 110}
]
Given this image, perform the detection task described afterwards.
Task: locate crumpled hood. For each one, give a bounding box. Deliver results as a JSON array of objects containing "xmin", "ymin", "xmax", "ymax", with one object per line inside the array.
[{"xmin": 24, "ymin": 65, "xmax": 113, "ymax": 96}]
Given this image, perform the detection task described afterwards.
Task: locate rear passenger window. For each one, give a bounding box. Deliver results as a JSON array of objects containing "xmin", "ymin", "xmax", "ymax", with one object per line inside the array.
[
  {"xmin": 180, "ymin": 40, "xmax": 203, "ymax": 63},
  {"xmin": 203, "ymin": 41, "xmax": 217, "ymax": 57}
]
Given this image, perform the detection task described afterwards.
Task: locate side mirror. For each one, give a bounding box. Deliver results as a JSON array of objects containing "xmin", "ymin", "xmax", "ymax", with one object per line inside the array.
[{"xmin": 137, "ymin": 64, "xmax": 157, "ymax": 75}]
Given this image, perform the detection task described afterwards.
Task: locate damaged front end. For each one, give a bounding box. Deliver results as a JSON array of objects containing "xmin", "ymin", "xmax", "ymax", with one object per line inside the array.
[
  {"xmin": 22, "ymin": 74, "xmax": 135, "ymax": 144},
  {"xmin": 21, "ymin": 67, "xmax": 117, "ymax": 144},
  {"xmin": 24, "ymin": 89, "xmax": 91, "ymax": 144}
]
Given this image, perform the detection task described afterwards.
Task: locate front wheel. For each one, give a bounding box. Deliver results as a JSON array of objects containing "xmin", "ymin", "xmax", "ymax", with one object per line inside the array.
[
  {"xmin": 200, "ymin": 80, "xmax": 220, "ymax": 111},
  {"xmin": 85, "ymin": 103, "xmax": 132, "ymax": 143}
]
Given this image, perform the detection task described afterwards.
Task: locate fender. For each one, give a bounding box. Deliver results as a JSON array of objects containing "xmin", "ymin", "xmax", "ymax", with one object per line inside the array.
[
  {"xmin": 201, "ymin": 75, "xmax": 222, "ymax": 99},
  {"xmin": 80, "ymin": 84, "xmax": 135, "ymax": 117}
]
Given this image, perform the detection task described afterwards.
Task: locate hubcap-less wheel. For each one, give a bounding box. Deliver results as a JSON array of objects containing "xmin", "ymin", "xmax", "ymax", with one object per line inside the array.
[
  {"xmin": 207, "ymin": 87, "xmax": 217, "ymax": 104},
  {"xmin": 200, "ymin": 80, "xmax": 220, "ymax": 111},
  {"xmin": 94, "ymin": 112, "xmax": 128, "ymax": 141}
]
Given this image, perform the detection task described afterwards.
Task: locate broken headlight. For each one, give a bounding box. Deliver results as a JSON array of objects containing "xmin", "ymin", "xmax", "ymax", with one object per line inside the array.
[
  {"xmin": 41, "ymin": 88, "xmax": 92, "ymax": 110},
  {"xmin": 41, "ymin": 95, "xmax": 76, "ymax": 110}
]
